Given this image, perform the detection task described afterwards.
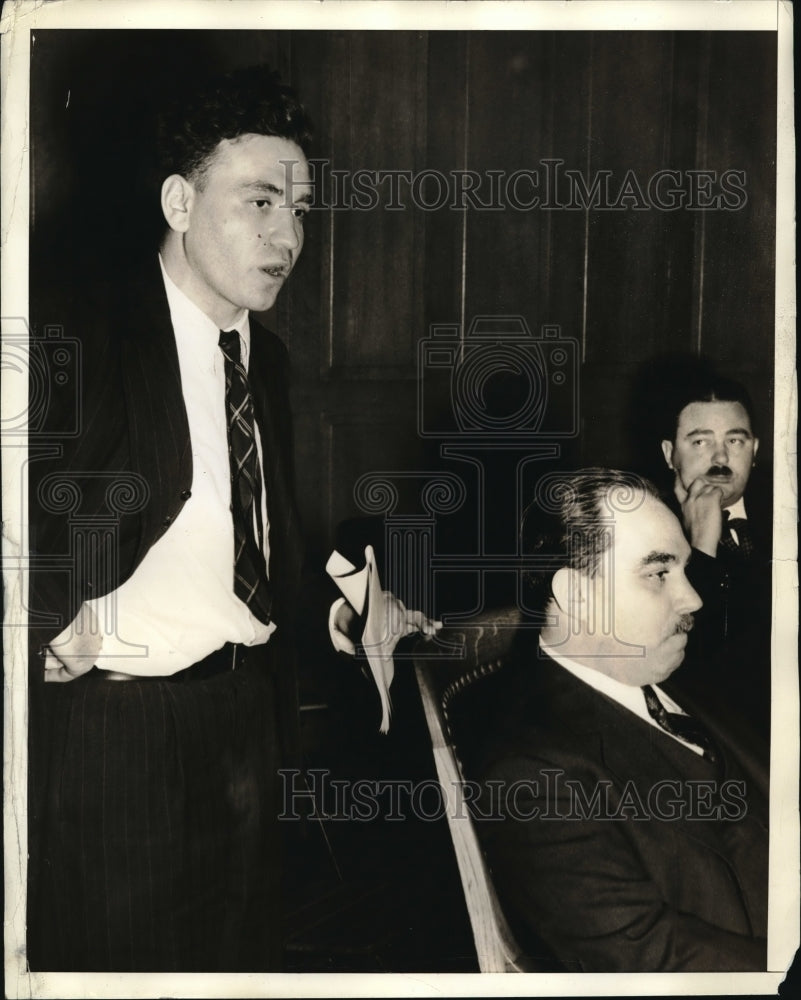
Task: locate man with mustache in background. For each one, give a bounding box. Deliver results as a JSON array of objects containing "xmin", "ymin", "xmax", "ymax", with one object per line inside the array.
[
  {"xmin": 472, "ymin": 469, "xmax": 768, "ymax": 972},
  {"xmin": 660, "ymin": 375, "xmax": 772, "ymax": 737}
]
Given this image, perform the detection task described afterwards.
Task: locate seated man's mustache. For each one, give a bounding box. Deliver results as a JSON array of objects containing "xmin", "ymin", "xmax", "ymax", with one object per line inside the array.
[
  {"xmin": 675, "ymin": 614, "xmax": 695, "ymax": 634},
  {"xmin": 706, "ymin": 465, "xmax": 733, "ymax": 477}
]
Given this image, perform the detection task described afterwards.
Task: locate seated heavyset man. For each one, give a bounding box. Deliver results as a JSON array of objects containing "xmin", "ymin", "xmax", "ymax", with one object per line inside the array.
[
  {"xmin": 659, "ymin": 375, "xmax": 772, "ymax": 736},
  {"xmin": 474, "ymin": 469, "xmax": 768, "ymax": 972}
]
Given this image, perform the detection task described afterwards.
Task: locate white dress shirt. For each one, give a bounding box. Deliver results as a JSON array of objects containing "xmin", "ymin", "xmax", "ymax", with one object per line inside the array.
[
  {"xmin": 539, "ymin": 638, "xmax": 704, "ymax": 755},
  {"xmin": 84, "ymin": 258, "xmax": 276, "ymax": 675}
]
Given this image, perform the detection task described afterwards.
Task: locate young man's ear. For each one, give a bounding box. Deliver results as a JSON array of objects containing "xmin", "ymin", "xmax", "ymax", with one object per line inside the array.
[
  {"xmin": 551, "ymin": 566, "xmax": 586, "ymax": 626},
  {"xmin": 161, "ymin": 175, "xmax": 194, "ymax": 233},
  {"xmin": 660, "ymin": 439, "xmax": 675, "ymax": 470}
]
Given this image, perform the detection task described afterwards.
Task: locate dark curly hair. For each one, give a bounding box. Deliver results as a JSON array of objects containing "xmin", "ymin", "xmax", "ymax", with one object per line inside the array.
[
  {"xmin": 521, "ymin": 468, "xmax": 661, "ymax": 613},
  {"xmin": 156, "ymin": 64, "xmax": 313, "ymax": 187}
]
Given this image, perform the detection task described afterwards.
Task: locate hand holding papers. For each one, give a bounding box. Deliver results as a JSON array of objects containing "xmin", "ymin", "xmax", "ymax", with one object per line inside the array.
[{"xmin": 326, "ymin": 545, "xmax": 441, "ymax": 733}]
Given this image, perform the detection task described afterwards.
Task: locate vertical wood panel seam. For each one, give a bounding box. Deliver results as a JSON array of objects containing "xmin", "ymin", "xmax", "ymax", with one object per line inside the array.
[
  {"xmin": 693, "ymin": 35, "xmax": 712, "ymax": 356},
  {"xmin": 414, "ymin": 32, "xmax": 428, "ymax": 359},
  {"xmin": 327, "ymin": 203, "xmax": 335, "ymax": 369},
  {"xmin": 581, "ymin": 33, "xmax": 594, "ymax": 365},
  {"xmin": 543, "ymin": 34, "xmax": 554, "ymax": 318},
  {"xmin": 459, "ymin": 33, "xmax": 470, "ymax": 357}
]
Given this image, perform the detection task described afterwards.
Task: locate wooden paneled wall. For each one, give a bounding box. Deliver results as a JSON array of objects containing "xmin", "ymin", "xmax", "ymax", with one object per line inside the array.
[
  {"xmin": 31, "ymin": 28, "xmax": 778, "ymax": 575},
  {"xmin": 268, "ymin": 31, "xmax": 776, "ymax": 561}
]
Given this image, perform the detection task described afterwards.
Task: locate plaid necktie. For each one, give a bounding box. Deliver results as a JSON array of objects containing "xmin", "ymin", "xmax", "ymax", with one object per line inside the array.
[
  {"xmin": 726, "ymin": 516, "xmax": 754, "ymax": 557},
  {"xmin": 720, "ymin": 509, "xmax": 755, "ymax": 558},
  {"xmin": 219, "ymin": 329, "xmax": 272, "ymax": 625},
  {"xmin": 642, "ymin": 685, "xmax": 719, "ymax": 763}
]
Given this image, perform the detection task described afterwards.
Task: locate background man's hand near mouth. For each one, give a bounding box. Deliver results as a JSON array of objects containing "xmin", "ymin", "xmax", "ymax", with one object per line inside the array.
[{"xmin": 673, "ymin": 475, "xmax": 725, "ymax": 557}]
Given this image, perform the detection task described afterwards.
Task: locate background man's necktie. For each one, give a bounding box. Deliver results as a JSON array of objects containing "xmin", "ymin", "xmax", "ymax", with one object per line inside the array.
[
  {"xmin": 720, "ymin": 509, "xmax": 754, "ymax": 557},
  {"xmin": 219, "ymin": 329, "xmax": 273, "ymax": 625},
  {"xmin": 726, "ymin": 515, "xmax": 754, "ymax": 557},
  {"xmin": 642, "ymin": 685, "xmax": 719, "ymax": 763}
]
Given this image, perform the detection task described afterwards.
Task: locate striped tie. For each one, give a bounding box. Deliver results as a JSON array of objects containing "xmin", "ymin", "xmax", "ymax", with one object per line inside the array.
[
  {"xmin": 219, "ymin": 329, "xmax": 272, "ymax": 625},
  {"xmin": 642, "ymin": 685, "xmax": 718, "ymax": 763}
]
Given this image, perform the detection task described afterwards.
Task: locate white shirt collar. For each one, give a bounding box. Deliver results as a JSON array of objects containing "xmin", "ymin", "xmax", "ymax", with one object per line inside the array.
[
  {"xmin": 540, "ymin": 638, "xmax": 702, "ymax": 736},
  {"xmin": 540, "ymin": 638, "xmax": 703, "ymax": 755},
  {"xmin": 158, "ymin": 254, "xmax": 251, "ymax": 367},
  {"xmin": 539, "ymin": 637, "xmax": 655, "ymax": 717},
  {"xmin": 537, "ymin": 635, "xmax": 695, "ymax": 748},
  {"xmin": 725, "ymin": 497, "xmax": 747, "ymax": 520}
]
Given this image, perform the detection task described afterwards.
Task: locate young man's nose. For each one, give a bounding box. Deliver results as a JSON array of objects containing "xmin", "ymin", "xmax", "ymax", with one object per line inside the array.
[{"xmin": 269, "ymin": 211, "xmax": 302, "ymax": 251}]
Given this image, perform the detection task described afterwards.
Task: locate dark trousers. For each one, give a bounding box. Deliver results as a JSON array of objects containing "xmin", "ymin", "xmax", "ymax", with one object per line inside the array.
[{"xmin": 27, "ymin": 646, "xmax": 283, "ymax": 972}]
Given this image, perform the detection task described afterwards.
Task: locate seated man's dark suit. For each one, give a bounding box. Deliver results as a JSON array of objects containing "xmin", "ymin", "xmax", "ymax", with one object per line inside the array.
[
  {"xmin": 472, "ymin": 647, "xmax": 768, "ymax": 973},
  {"xmin": 27, "ymin": 259, "xmax": 303, "ymax": 971},
  {"xmin": 667, "ymin": 479, "xmax": 772, "ymax": 737}
]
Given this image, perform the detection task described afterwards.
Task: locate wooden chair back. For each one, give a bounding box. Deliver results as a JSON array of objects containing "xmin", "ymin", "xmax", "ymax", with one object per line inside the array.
[{"xmin": 413, "ymin": 607, "xmax": 535, "ymax": 973}]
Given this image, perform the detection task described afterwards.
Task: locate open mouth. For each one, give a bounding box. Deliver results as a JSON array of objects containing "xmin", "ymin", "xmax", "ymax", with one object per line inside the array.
[{"xmin": 261, "ymin": 264, "xmax": 289, "ymax": 279}]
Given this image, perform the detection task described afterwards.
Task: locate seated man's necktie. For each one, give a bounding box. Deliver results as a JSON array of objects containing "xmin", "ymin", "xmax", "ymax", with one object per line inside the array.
[
  {"xmin": 219, "ymin": 329, "xmax": 272, "ymax": 625},
  {"xmin": 642, "ymin": 685, "xmax": 719, "ymax": 763}
]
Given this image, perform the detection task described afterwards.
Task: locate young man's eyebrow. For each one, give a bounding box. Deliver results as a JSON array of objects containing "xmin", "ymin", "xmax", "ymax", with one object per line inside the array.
[
  {"xmin": 639, "ymin": 551, "xmax": 678, "ymax": 568},
  {"xmin": 240, "ymin": 181, "xmax": 313, "ymax": 204}
]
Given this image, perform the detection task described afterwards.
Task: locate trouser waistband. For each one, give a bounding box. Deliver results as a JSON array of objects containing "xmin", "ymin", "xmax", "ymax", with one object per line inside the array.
[{"xmin": 95, "ymin": 642, "xmax": 250, "ymax": 683}]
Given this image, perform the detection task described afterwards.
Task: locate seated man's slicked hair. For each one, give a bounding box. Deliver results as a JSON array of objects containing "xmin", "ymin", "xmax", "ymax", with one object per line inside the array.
[
  {"xmin": 157, "ymin": 64, "xmax": 313, "ymax": 187},
  {"xmin": 522, "ymin": 468, "xmax": 660, "ymax": 614}
]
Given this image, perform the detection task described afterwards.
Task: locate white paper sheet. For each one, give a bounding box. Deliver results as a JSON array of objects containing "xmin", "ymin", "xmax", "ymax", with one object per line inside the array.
[{"xmin": 327, "ymin": 545, "xmax": 394, "ymax": 732}]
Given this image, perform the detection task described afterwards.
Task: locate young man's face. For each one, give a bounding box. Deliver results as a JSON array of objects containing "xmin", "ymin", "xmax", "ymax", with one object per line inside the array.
[
  {"xmin": 661, "ymin": 400, "xmax": 759, "ymax": 509},
  {"xmin": 180, "ymin": 134, "xmax": 312, "ymax": 327},
  {"xmin": 579, "ymin": 494, "xmax": 702, "ymax": 686}
]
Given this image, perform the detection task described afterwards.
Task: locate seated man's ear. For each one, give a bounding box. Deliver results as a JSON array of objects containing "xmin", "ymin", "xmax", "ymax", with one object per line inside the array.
[
  {"xmin": 661, "ymin": 439, "xmax": 675, "ymax": 469},
  {"xmin": 551, "ymin": 566, "xmax": 585, "ymax": 625}
]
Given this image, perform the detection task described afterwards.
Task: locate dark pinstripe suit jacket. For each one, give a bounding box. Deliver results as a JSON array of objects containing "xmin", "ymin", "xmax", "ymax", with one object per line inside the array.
[{"xmin": 28, "ymin": 257, "xmax": 303, "ymax": 745}]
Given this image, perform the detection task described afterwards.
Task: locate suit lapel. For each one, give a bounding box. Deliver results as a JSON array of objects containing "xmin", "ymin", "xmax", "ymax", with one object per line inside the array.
[
  {"xmin": 247, "ymin": 324, "xmax": 303, "ymax": 622},
  {"xmin": 537, "ymin": 657, "xmax": 759, "ymax": 859},
  {"xmin": 664, "ymin": 679, "xmax": 770, "ymax": 811},
  {"xmin": 116, "ymin": 269, "xmax": 300, "ymax": 615},
  {"xmin": 119, "ymin": 262, "xmax": 192, "ymax": 569}
]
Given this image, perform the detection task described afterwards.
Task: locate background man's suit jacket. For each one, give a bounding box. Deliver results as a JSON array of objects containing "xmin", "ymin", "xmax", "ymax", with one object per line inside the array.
[
  {"xmin": 665, "ymin": 479, "xmax": 772, "ymax": 735},
  {"xmin": 471, "ymin": 650, "xmax": 769, "ymax": 972}
]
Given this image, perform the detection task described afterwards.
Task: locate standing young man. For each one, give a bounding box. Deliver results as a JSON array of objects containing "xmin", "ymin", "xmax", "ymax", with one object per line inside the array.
[
  {"xmin": 28, "ymin": 64, "xmax": 314, "ymax": 973},
  {"xmin": 27, "ymin": 63, "xmax": 435, "ymax": 973}
]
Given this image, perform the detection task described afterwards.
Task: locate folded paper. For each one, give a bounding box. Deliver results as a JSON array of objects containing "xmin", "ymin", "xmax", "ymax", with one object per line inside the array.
[{"xmin": 326, "ymin": 545, "xmax": 394, "ymax": 733}]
